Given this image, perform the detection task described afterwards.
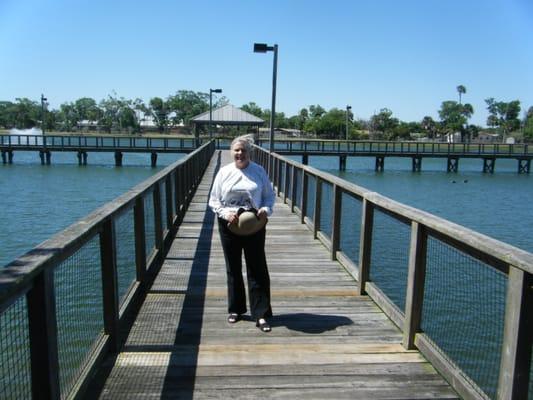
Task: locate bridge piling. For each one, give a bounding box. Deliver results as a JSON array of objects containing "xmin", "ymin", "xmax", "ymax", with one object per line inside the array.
[
  {"xmin": 114, "ymin": 151, "xmax": 123, "ymax": 167},
  {"xmin": 1, "ymin": 150, "xmax": 5, "ymax": 164},
  {"xmin": 483, "ymin": 157, "xmax": 495, "ymax": 173},
  {"xmin": 151, "ymin": 152, "xmax": 158, "ymax": 167},
  {"xmin": 447, "ymin": 157, "xmax": 459, "ymax": 172},
  {"xmin": 375, "ymin": 156, "xmax": 384, "ymax": 172},
  {"xmin": 40, "ymin": 150, "xmax": 51, "ymax": 165},
  {"xmin": 339, "ymin": 155, "xmax": 347, "ymax": 171},
  {"xmin": 412, "ymin": 156, "xmax": 422, "ymax": 172},
  {"xmin": 518, "ymin": 159, "xmax": 531, "ymax": 174},
  {"xmin": 77, "ymin": 151, "xmax": 88, "ymax": 165}
]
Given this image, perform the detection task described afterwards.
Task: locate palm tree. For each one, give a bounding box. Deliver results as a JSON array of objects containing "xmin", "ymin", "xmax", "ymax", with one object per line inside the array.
[{"xmin": 457, "ymin": 85, "xmax": 466, "ymax": 105}]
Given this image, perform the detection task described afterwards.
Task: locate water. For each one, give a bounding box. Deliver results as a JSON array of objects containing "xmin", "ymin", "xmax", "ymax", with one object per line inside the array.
[
  {"xmin": 303, "ymin": 155, "xmax": 533, "ymax": 253},
  {"xmin": 0, "ymin": 150, "xmax": 184, "ymax": 266}
]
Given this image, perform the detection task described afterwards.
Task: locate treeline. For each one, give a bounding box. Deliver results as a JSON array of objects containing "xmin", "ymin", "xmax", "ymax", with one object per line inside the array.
[{"xmin": 1, "ymin": 86, "xmax": 532, "ymax": 141}]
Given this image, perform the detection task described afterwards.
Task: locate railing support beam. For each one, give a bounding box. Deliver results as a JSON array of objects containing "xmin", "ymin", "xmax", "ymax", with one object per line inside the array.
[
  {"xmin": 27, "ymin": 269, "xmax": 60, "ymax": 400},
  {"xmin": 357, "ymin": 198, "xmax": 374, "ymax": 295},
  {"xmin": 100, "ymin": 219, "xmax": 120, "ymax": 353},
  {"xmin": 497, "ymin": 267, "xmax": 532, "ymax": 400},
  {"xmin": 403, "ymin": 221, "xmax": 428, "ymax": 350}
]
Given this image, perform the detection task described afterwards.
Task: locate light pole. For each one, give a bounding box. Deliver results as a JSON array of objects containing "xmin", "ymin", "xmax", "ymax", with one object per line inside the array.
[
  {"xmin": 41, "ymin": 94, "xmax": 48, "ymax": 136},
  {"xmin": 253, "ymin": 43, "xmax": 278, "ymax": 155},
  {"xmin": 346, "ymin": 105, "xmax": 352, "ymax": 140},
  {"xmin": 209, "ymin": 88, "xmax": 222, "ymax": 139}
]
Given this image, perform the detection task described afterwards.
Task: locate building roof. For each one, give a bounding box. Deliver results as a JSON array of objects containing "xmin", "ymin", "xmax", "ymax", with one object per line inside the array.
[{"xmin": 191, "ymin": 104, "xmax": 264, "ymax": 126}]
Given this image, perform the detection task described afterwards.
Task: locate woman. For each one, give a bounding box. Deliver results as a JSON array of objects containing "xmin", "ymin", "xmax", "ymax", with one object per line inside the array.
[{"xmin": 209, "ymin": 135, "xmax": 276, "ymax": 332}]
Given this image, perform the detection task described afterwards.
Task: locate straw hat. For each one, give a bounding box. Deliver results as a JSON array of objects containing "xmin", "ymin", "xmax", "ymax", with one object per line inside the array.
[{"xmin": 228, "ymin": 211, "xmax": 268, "ymax": 236}]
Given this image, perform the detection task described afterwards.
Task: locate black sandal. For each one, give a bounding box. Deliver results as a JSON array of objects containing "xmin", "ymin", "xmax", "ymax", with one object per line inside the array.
[
  {"xmin": 228, "ymin": 313, "xmax": 240, "ymax": 323},
  {"xmin": 256, "ymin": 318, "xmax": 271, "ymax": 332}
]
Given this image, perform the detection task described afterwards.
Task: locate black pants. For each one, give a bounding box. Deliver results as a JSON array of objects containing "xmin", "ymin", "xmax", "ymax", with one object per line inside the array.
[{"xmin": 218, "ymin": 218, "xmax": 272, "ymax": 320}]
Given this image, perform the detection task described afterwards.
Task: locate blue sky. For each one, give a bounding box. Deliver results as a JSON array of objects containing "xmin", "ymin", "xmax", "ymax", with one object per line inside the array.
[{"xmin": 1, "ymin": 0, "xmax": 532, "ymax": 127}]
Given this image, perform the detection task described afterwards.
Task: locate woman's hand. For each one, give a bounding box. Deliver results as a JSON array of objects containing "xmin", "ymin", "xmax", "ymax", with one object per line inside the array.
[
  {"xmin": 226, "ymin": 212, "xmax": 239, "ymax": 225},
  {"xmin": 257, "ymin": 208, "xmax": 268, "ymax": 218}
]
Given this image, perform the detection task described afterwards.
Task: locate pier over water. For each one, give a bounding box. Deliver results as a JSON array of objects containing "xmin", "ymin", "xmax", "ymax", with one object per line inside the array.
[{"xmin": 1, "ymin": 141, "xmax": 531, "ymax": 399}]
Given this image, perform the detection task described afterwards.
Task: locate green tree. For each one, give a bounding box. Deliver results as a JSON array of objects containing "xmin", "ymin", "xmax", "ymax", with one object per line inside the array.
[
  {"xmin": 298, "ymin": 108, "xmax": 309, "ymax": 131},
  {"xmin": 312, "ymin": 108, "xmax": 349, "ymax": 139},
  {"xmin": 149, "ymin": 97, "xmax": 169, "ymax": 133},
  {"xmin": 485, "ymin": 98, "xmax": 521, "ymax": 142},
  {"xmin": 438, "ymin": 101, "xmax": 474, "ymax": 139},
  {"xmin": 421, "ymin": 116, "xmax": 437, "ymax": 138},
  {"xmin": 167, "ymin": 90, "xmax": 209, "ymax": 126},
  {"xmin": 309, "ymin": 104, "xmax": 326, "ymax": 119},
  {"xmin": 522, "ymin": 106, "xmax": 533, "ymax": 142},
  {"xmin": 0, "ymin": 101, "xmax": 15, "ymax": 128},
  {"xmin": 370, "ymin": 108, "xmax": 399, "ymax": 139},
  {"xmin": 457, "ymin": 85, "xmax": 466, "ymax": 104},
  {"xmin": 9, "ymin": 98, "xmax": 40, "ymax": 129},
  {"xmin": 74, "ymin": 97, "xmax": 101, "ymax": 121},
  {"xmin": 57, "ymin": 102, "xmax": 79, "ymax": 131},
  {"xmin": 240, "ymin": 102, "xmax": 264, "ymax": 118}
]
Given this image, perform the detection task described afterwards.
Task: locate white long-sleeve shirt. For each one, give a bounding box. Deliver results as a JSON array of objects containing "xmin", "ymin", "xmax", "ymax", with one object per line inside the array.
[{"xmin": 209, "ymin": 161, "xmax": 275, "ymax": 220}]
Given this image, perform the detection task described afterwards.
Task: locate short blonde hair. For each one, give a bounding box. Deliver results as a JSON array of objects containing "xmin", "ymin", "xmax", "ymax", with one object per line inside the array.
[{"xmin": 230, "ymin": 134, "xmax": 254, "ymax": 153}]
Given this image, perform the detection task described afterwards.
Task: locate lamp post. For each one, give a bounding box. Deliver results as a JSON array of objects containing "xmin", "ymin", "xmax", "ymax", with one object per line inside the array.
[
  {"xmin": 41, "ymin": 94, "xmax": 48, "ymax": 136},
  {"xmin": 345, "ymin": 105, "xmax": 352, "ymax": 140},
  {"xmin": 209, "ymin": 88, "xmax": 222, "ymax": 139},
  {"xmin": 253, "ymin": 43, "xmax": 278, "ymax": 156}
]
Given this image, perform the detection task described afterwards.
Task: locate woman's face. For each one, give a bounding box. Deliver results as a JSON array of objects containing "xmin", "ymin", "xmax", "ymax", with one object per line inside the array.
[{"xmin": 232, "ymin": 142, "xmax": 250, "ymax": 169}]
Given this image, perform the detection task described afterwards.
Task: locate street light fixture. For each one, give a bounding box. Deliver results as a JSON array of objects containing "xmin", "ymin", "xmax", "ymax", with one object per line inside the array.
[
  {"xmin": 346, "ymin": 105, "xmax": 352, "ymax": 140},
  {"xmin": 253, "ymin": 42, "xmax": 278, "ymax": 158},
  {"xmin": 209, "ymin": 88, "xmax": 222, "ymax": 139},
  {"xmin": 41, "ymin": 94, "xmax": 48, "ymax": 136}
]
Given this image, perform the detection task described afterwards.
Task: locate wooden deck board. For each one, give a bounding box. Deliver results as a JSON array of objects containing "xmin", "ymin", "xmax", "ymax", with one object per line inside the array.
[{"xmin": 91, "ymin": 151, "xmax": 458, "ymax": 399}]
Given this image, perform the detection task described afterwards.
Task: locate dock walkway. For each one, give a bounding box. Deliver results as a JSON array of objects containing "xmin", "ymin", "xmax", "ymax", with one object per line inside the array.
[{"xmin": 91, "ymin": 151, "xmax": 458, "ymax": 399}]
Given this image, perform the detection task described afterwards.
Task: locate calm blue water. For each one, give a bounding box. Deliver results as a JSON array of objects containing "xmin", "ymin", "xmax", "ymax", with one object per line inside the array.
[
  {"xmin": 0, "ymin": 150, "xmax": 184, "ymax": 266},
  {"xmin": 303, "ymin": 155, "xmax": 533, "ymax": 253}
]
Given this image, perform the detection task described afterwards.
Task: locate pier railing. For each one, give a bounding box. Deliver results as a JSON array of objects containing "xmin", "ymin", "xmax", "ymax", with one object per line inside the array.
[
  {"xmin": 0, "ymin": 141, "xmax": 215, "ymax": 400},
  {"xmin": 256, "ymin": 139, "xmax": 533, "ymax": 157},
  {"xmin": 254, "ymin": 146, "xmax": 532, "ymax": 400},
  {"xmin": 0, "ymin": 134, "xmax": 198, "ymax": 152}
]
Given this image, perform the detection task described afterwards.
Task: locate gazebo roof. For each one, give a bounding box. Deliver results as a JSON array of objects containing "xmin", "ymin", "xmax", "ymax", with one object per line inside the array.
[{"xmin": 191, "ymin": 104, "xmax": 264, "ymax": 126}]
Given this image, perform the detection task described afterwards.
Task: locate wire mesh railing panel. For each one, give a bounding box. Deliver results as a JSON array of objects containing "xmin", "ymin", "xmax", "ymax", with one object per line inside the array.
[
  {"xmin": 160, "ymin": 181, "xmax": 167, "ymax": 232},
  {"xmin": 294, "ymin": 168, "xmax": 302, "ymax": 209},
  {"xmin": 54, "ymin": 235, "xmax": 103, "ymax": 397},
  {"xmin": 339, "ymin": 192, "xmax": 362, "ymax": 265},
  {"xmin": 319, "ymin": 181, "xmax": 333, "ymax": 239},
  {"xmin": 369, "ymin": 209, "xmax": 410, "ymax": 312},
  {"xmin": 305, "ymin": 175, "xmax": 316, "ymax": 223},
  {"xmin": 0, "ymin": 297, "xmax": 31, "ymax": 400},
  {"xmin": 422, "ymin": 236, "xmax": 507, "ymax": 400},
  {"xmin": 115, "ymin": 208, "xmax": 136, "ymax": 306},
  {"xmin": 144, "ymin": 191, "xmax": 155, "ymax": 261}
]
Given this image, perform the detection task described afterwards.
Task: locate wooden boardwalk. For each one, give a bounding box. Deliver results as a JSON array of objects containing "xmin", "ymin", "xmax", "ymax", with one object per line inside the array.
[{"xmin": 90, "ymin": 151, "xmax": 458, "ymax": 399}]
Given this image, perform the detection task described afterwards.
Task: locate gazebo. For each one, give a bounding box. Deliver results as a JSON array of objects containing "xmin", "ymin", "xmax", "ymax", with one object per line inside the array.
[{"xmin": 190, "ymin": 104, "xmax": 265, "ymax": 142}]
